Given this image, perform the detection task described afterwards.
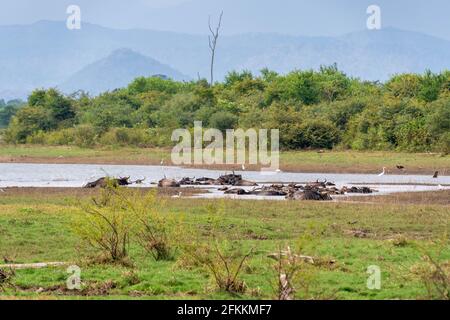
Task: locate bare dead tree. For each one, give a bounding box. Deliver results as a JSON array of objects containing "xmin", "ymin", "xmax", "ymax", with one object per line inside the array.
[{"xmin": 208, "ymin": 11, "xmax": 223, "ymax": 85}]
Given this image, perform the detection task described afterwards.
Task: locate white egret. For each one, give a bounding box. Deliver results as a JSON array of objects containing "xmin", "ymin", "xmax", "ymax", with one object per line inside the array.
[{"xmin": 378, "ymin": 167, "xmax": 386, "ymax": 176}]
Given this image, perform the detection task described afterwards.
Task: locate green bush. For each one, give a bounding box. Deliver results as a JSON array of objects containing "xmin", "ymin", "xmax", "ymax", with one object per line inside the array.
[
  {"xmin": 26, "ymin": 130, "xmax": 47, "ymax": 145},
  {"xmin": 74, "ymin": 185, "xmax": 182, "ymax": 264},
  {"xmin": 99, "ymin": 127, "xmax": 153, "ymax": 147},
  {"xmin": 297, "ymin": 120, "xmax": 340, "ymax": 149},
  {"xmin": 437, "ymin": 132, "xmax": 450, "ymax": 154},
  {"xmin": 72, "ymin": 124, "xmax": 98, "ymax": 147},
  {"xmin": 5, "ymin": 106, "xmax": 53, "ymax": 143},
  {"xmin": 3, "ymin": 70, "xmax": 449, "ymax": 153},
  {"xmin": 209, "ymin": 111, "xmax": 238, "ymax": 132},
  {"xmin": 395, "ymin": 119, "xmax": 433, "ymax": 152},
  {"xmin": 42, "ymin": 129, "xmax": 75, "ymax": 145}
]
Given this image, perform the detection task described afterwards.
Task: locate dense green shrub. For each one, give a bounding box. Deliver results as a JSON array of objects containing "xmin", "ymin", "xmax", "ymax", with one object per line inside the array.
[
  {"xmin": 0, "ymin": 99, "xmax": 24, "ymax": 128},
  {"xmin": 5, "ymin": 106, "xmax": 53, "ymax": 143},
  {"xmin": 395, "ymin": 118, "xmax": 433, "ymax": 152},
  {"xmin": 437, "ymin": 132, "xmax": 450, "ymax": 154},
  {"xmin": 99, "ymin": 127, "xmax": 153, "ymax": 147},
  {"xmin": 297, "ymin": 120, "xmax": 340, "ymax": 149},
  {"xmin": 209, "ymin": 111, "xmax": 238, "ymax": 132},
  {"xmin": 2, "ymin": 69, "xmax": 449, "ymax": 152}
]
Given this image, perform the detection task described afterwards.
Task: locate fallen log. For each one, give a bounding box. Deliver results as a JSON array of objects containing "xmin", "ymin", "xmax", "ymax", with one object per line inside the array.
[
  {"xmin": 279, "ymin": 273, "xmax": 294, "ymax": 300},
  {"xmin": 267, "ymin": 252, "xmax": 315, "ymax": 264},
  {"xmin": 0, "ymin": 261, "xmax": 69, "ymax": 270}
]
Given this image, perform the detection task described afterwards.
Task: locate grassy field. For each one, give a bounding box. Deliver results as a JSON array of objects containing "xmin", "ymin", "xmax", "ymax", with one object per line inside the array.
[
  {"xmin": 0, "ymin": 144, "xmax": 449, "ymax": 174},
  {"xmin": 0, "ymin": 188, "xmax": 449, "ymax": 300}
]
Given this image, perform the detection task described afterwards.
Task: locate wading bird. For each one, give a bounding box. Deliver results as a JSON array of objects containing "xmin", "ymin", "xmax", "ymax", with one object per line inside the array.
[
  {"xmin": 433, "ymin": 171, "xmax": 439, "ymax": 178},
  {"xmin": 378, "ymin": 167, "xmax": 386, "ymax": 176},
  {"xmin": 172, "ymin": 192, "xmax": 182, "ymax": 198}
]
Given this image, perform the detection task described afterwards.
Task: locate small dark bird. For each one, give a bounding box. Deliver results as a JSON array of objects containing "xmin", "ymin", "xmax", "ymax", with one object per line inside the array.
[
  {"xmin": 396, "ymin": 165, "xmax": 405, "ymax": 170},
  {"xmin": 433, "ymin": 171, "xmax": 439, "ymax": 178}
]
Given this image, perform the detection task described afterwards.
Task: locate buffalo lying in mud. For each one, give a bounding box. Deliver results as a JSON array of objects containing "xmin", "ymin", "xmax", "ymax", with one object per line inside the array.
[
  {"xmin": 216, "ymin": 173, "xmax": 258, "ymax": 186},
  {"xmin": 83, "ymin": 177, "xmax": 131, "ymax": 188},
  {"xmin": 224, "ymin": 180, "xmax": 376, "ymax": 201},
  {"xmin": 340, "ymin": 186, "xmax": 374, "ymax": 194},
  {"xmin": 286, "ymin": 189, "xmax": 333, "ymax": 201},
  {"xmin": 224, "ymin": 186, "xmax": 287, "ymax": 196},
  {"xmin": 174, "ymin": 173, "xmax": 258, "ymax": 187},
  {"xmin": 285, "ymin": 182, "xmax": 376, "ymax": 200},
  {"xmin": 158, "ymin": 178, "xmax": 181, "ymax": 188},
  {"xmin": 159, "ymin": 174, "xmax": 377, "ymax": 201},
  {"xmin": 84, "ymin": 173, "xmax": 376, "ymax": 202}
]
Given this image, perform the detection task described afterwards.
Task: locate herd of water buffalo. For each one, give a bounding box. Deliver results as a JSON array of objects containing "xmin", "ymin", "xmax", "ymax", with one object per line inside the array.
[{"xmin": 84, "ymin": 173, "xmax": 376, "ymax": 201}]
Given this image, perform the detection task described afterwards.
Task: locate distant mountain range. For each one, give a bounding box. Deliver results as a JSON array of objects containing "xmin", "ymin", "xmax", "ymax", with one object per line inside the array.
[
  {"xmin": 0, "ymin": 20, "xmax": 449, "ymax": 99},
  {"xmin": 59, "ymin": 48, "xmax": 190, "ymax": 95}
]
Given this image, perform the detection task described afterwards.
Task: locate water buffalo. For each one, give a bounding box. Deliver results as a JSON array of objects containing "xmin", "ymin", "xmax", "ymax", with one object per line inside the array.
[
  {"xmin": 158, "ymin": 178, "xmax": 181, "ymax": 188},
  {"xmin": 286, "ymin": 189, "xmax": 332, "ymax": 201},
  {"xmin": 224, "ymin": 188, "xmax": 249, "ymax": 195},
  {"xmin": 83, "ymin": 177, "xmax": 131, "ymax": 188}
]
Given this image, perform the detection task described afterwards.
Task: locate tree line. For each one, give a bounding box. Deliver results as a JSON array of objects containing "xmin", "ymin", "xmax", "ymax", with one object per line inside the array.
[
  {"xmin": 2, "ymin": 66, "xmax": 449, "ymax": 153},
  {"xmin": 0, "ymin": 99, "xmax": 25, "ymax": 128}
]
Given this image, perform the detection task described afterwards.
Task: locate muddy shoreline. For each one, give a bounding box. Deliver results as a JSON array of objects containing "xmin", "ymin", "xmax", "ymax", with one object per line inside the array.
[
  {"xmin": 1, "ymin": 186, "xmax": 449, "ymax": 206},
  {"xmin": 0, "ymin": 186, "xmax": 205, "ymax": 198},
  {"xmin": 1, "ymin": 156, "xmax": 448, "ymax": 175}
]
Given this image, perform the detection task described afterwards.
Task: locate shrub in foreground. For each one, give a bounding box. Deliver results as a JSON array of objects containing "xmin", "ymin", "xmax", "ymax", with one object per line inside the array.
[{"xmin": 74, "ymin": 184, "xmax": 181, "ymax": 264}]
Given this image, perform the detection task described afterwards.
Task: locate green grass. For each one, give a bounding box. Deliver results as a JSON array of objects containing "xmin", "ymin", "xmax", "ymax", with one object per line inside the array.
[
  {"xmin": 0, "ymin": 145, "xmax": 169, "ymax": 163},
  {"xmin": 1, "ymin": 190, "xmax": 449, "ymax": 300},
  {"xmin": 0, "ymin": 145, "xmax": 95, "ymax": 158},
  {"xmin": 281, "ymin": 150, "xmax": 450, "ymax": 173}
]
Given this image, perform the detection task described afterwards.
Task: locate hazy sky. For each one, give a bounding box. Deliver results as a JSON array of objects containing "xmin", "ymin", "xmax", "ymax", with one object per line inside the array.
[{"xmin": 1, "ymin": 0, "xmax": 449, "ymax": 39}]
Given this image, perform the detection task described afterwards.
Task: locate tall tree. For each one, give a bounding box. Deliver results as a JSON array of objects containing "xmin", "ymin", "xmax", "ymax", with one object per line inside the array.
[{"xmin": 208, "ymin": 11, "xmax": 223, "ymax": 86}]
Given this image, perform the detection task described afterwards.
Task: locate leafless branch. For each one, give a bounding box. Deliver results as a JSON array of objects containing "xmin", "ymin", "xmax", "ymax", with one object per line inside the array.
[{"xmin": 208, "ymin": 11, "xmax": 223, "ymax": 85}]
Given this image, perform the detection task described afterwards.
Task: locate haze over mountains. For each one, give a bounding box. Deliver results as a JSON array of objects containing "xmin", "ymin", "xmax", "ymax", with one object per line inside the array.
[
  {"xmin": 60, "ymin": 48, "xmax": 190, "ymax": 95},
  {"xmin": 1, "ymin": 20, "xmax": 450, "ymax": 99}
]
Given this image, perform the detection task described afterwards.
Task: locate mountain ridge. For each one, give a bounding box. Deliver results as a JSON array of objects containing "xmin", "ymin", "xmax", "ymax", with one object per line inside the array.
[
  {"xmin": 0, "ymin": 20, "xmax": 449, "ymax": 99},
  {"xmin": 58, "ymin": 48, "xmax": 190, "ymax": 95}
]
